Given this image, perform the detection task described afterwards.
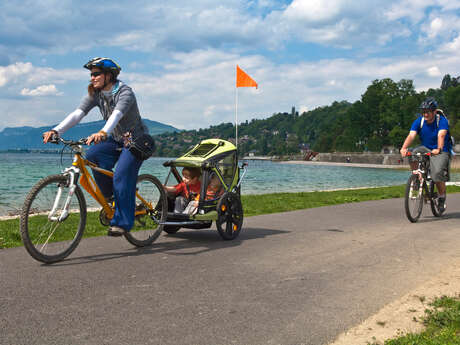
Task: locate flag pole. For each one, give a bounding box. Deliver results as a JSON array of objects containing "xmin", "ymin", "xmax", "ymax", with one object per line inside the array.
[{"xmin": 235, "ymin": 84, "xmax": 238, "ymax": 149}]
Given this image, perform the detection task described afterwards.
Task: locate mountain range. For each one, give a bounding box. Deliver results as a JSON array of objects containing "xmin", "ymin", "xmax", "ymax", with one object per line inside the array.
[{"xmin": 0, "ymin": 119, "xmax": 178, "ymax": 150}]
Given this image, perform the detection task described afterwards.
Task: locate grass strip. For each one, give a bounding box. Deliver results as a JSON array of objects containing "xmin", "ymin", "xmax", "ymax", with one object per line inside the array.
[
  {"xmin": 370, "ymin": 295, "xmax": 460, "ymax": 345},
  {"xmin": 2, "ymin": 184, "xmax": 460, "ymax": 249}
]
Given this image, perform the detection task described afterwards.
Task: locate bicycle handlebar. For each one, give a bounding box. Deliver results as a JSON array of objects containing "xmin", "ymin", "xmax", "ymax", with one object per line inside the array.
[
  {"xmin": 47, "ymin": 135, "xmax": 88, "ymax": 146},
  {"xmin": 406, "ymin": 151, "xmax": 431, "ymax": 157}
]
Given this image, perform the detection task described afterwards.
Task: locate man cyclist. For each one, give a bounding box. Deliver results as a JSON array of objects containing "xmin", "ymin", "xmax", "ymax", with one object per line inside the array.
[{"xmin": 400, "ymin": 97, "xmax": 451, "ymax": 212}]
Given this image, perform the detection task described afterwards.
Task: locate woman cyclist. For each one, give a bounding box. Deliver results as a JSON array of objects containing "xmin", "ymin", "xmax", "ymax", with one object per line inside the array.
[{"xmin": 43, "ymin": 57, "xmax": 150, "ymax": 236}]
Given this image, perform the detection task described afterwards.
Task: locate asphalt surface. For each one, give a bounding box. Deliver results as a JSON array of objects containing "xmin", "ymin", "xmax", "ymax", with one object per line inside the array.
[{"xmin": 1, "ymin": 195, "xmax": 460, "ymax": 345}]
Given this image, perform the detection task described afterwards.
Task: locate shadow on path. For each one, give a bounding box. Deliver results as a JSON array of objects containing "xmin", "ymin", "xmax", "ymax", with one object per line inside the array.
[
  {"xmin": 414, "ymin": 211, "xmax": 460, "ymax": 223},
  {"xmin": 48, "ymin": 227, "xmax": 289, "ymax": 267}
]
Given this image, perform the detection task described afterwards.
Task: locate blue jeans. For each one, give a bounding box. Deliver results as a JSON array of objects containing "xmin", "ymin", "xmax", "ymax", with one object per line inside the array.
[{"xmin": 86, "ymin": 138, "xmax": 143, "ymax": 231}]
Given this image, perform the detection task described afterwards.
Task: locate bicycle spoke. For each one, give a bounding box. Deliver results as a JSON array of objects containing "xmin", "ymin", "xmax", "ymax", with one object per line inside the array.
[
  {"xmin": 123, "ymin": 174, "xmax": 167, "ymax": 247},
  {"xmin": 40, "ymin": 221, "xmax": 61, "ymax": 253},
  {"xmin": 20, "ymin": 174, "xmax": 86, "ymax": 263}
]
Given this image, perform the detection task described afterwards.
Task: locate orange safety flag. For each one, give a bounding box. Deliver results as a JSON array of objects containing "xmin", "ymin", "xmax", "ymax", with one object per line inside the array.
[{"xmin": 236, "ymin": 65, "xmax": 258, "ymax": 88}]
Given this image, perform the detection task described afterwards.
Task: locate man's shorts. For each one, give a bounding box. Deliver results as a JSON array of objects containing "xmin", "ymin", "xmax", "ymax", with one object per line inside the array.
[{"xmin": 412, "ymin": 146, "xmax": 450, "ymax": 182}]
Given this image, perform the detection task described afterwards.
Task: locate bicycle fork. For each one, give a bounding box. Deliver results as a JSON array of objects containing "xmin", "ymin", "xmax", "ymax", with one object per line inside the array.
[
  {"xmin": 48, "ymin": 167, "xmax": 80, "ymax": 222},
  {"xmin": 410, "ymin": 170, "xmax": 424, "ymax": 199}
]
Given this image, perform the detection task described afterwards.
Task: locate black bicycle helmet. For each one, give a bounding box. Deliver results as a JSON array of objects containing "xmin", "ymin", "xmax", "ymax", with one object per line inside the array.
[
  {"xmin": 420, "ymin": 97, "xmax": 438, "ymax": 111},
  {"xmin": 84, "ymin": 57, "xmax": 121, "ymax": 79}
]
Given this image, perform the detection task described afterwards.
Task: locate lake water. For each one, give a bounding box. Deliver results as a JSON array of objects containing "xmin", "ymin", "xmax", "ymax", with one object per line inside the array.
[{"xmin": 1, "ymin": 153, "xmax": 456, "ymax": 216}]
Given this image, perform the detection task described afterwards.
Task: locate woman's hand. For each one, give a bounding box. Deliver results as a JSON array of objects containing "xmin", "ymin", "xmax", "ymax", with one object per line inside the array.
[
  {"xmin": 43, "ymin": 130, "xmax": 58, "ymax": 144},
  {"xmin": 86, "ymin": 131, "xmax": 107, "ymax": 145}
]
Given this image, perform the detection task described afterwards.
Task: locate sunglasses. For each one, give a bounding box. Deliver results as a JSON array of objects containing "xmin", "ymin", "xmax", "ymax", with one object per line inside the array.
[{"xmin": 90, "ymin": 71, "xmax": 103, "ymax": 77}]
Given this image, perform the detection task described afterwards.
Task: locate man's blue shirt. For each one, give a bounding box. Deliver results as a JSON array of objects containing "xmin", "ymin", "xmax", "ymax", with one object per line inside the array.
[{"xmin": 410, "ymin": 115, "xmax": 450, "ymax": 152}]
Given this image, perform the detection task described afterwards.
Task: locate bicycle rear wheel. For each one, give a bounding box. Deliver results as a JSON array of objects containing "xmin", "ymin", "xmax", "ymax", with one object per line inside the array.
[
  {"xmin": 20, "ymin": 174, "xmax": 87, "ymax": 263},
  {"xmin": 429, "ymin": 181, "xmax": 445, "ymax": 217},
  {"xmin": 124, "ymin": 174, "xmax": 167, "ymax": 247},
  {"xmin": 404, "ymin": 174, "xmax": 424, "ymax": 223}
]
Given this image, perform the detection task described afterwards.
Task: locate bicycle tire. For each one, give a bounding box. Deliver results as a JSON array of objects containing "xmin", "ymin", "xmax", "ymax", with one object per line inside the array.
[
  {"xmin": 404, "ymin": 174, "xmax": 424, "ymax": 223},
  {"xmin": 124, "ymin": 174, "xmax": 167, "ymax": 247},
  {"xmin": 216, "ymin": 192, "xmax": 244, "ymax": 240},
  {"xmin": 20, "ymin": 174, "xmax": 87, "ymax": 263},
  {"xmin": 429, "ymin": 181, "xmax": 445, "ymax": 217}
]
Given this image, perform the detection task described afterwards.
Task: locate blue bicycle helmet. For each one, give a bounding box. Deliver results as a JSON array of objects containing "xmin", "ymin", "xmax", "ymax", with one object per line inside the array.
[
  {"xmin": 84, "ymin": 57, "xmax": 121, "ymax": 78},
  {"xmin": 420, "ymin": 97, "xmax": 438, "ymax": 111}
]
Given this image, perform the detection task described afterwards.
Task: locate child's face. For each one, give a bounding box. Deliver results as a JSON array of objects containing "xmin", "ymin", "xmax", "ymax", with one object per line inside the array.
[
  {"xmin": 182, "ymin": 171, "xmax": 198, "ymax": 185},
  {"xmin": 209, "ymin": 176, "xmax": 220, "ymax": 190}
]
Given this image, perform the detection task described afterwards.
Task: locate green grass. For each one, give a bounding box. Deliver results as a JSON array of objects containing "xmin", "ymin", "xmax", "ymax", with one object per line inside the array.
[
  {"xmin": 2, "ymin": 184, "xmax": 460, "ymax": 249},
  {"xmin": 242, "ymin": 185, "xmax": 409, "ymax": 217},
  {"xmin": 369, "ymin": 296, "xmax": 460, "ymax": 345}
]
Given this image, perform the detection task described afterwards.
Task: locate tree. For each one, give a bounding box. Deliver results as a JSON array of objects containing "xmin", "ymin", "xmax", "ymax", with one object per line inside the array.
[
  {"xmin": 441, "ymin": 74, "xmax": 453, "ymax": 90},
  {"xmin": 388, "ymin": 125, "xmax": 407, "ymax": 149},
  {"xmin": 444, "ymin": 86, "xmax": 460, "ymax": 125}
]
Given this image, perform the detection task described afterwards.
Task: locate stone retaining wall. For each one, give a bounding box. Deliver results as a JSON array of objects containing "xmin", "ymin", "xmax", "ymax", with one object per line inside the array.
[{"xmin": 315, "ymin": 152, "xmax": 460, "ymax": 168}]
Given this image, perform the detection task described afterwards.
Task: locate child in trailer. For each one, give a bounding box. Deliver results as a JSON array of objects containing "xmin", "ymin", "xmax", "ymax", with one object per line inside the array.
[
  {"xmin": 206, "ymin": 173, "xmax": 224, "ymax": 200},
  {"xmin": 183, "ymin": 173, "xmax": 225, "ymax": 215},
  {"xmin": 164, "ymin": 167, "xmax": 201, "ymax": 213}
]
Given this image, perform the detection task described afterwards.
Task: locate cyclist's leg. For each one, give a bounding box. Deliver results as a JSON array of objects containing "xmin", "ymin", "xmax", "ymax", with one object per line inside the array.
[
  {"xmin": 111, "ymin": 148, "xmax": 142, "ymax": 231},
  {"xmin": 86, "ymin": 138, "xmax": 121, "ymax": 198},
  {"xmin": 430, "ymin": 152, "xmax": 449, "ymax": 184},
  {"xmin": 430, "ymin": 151, "xmax": 450, "ymax": 209}
]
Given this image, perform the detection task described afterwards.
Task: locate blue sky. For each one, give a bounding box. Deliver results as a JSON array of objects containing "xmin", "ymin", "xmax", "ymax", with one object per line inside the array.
[{"xmin": 1, "ymin": 0, "xmax": 460, "ymax": 132}]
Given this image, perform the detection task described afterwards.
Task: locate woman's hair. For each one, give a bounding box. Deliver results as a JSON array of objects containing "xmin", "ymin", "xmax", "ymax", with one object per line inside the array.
[
  {"xmin": 88, "ymin": 83, "xmax": 96, "ymax": 96},
  {"xmin": 182, "ymin": 167, "xmax": 201, "ymax": 179}
]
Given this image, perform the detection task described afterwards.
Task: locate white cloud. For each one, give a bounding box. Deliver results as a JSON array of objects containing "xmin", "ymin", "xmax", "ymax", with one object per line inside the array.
[
  {"xmin": 385, "ymin": 0, "xmax": 433, "ymax": 23},
  {"xmin": 436, "ymin": 0, "xmax": 460, "ymax": 11},
  {"xmin": 204, "ymin": 105, "xmax": 217, "ymax": 117},
  {"xmin": 0, "ymin": 62, "xmax": 33, "ymax": 87},
  {"xmin": 283, "ymin": 0, "xmax": 345, "ymax": 22},
  {"xmin": 428, "ymin": 17, "xmax": 443, "ymax": 38},
  {"xmin": 427, "ymin": 66, "xmax": 441, "ymax": 77},
  {"xmin": 21, "ymin": 84, "xmax": 62, "ymax": 97},
  {"xmin": 440, "ymin": 34, "xmax": 460, "ymax": 52}
]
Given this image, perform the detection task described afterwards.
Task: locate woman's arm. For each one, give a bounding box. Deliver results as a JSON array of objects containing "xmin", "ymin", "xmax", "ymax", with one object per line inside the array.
[
  {"xmin": 43, "ymin": 109, "xmax": 86, "ymax": 143},
  {"xmin": 100, "ymin": 109, "xmax": 124, "ymax": 136},
  {"xmin": 52, "ymin": 109, "xmax": 86, "ymax": 135}
]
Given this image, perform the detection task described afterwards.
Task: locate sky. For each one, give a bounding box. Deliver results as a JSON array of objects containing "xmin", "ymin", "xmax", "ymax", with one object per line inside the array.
[{"xmin": 1, "ymin": 0, "xmax": 460, "ymax": 132}]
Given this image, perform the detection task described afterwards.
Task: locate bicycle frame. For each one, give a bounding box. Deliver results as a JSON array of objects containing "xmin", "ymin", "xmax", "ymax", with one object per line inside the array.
[
  {"xmin": 407, "ymin": 151, "xmax": 433, "ymax": 201},
  {"xmin": 55, "ymin": 142, "xmax": 148, "ymax": 222},
  {"xmin": 72, "ymin": 151, "xmax": 115, "ymax": 218}
]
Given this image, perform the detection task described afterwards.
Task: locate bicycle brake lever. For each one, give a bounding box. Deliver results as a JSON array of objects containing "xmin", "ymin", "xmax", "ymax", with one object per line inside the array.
[{"xmin": 49, "ymin": 134, "xmax": 60, "ymax": 144}]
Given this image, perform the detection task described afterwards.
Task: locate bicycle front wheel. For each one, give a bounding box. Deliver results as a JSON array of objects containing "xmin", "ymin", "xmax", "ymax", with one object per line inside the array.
[
  {"xmin": 124, "ymin": 174, "xmax": 167, "ymax": 247},
  {"xmin": 429, "ymin": 181, "xmax": 445, "ymax": 217},
  {"xmin": 404, "ymin": 174, "xmax": 424, "ymax": 223},
  {"xmin": 20, "ymin": 174, "xmax": 87, "ymax": 263}
]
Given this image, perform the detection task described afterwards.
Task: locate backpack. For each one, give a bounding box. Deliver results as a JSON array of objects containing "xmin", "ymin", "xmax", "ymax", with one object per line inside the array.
[{"xmin": 420, "ymin": 109, "xmax": 455, "ymax": 155}]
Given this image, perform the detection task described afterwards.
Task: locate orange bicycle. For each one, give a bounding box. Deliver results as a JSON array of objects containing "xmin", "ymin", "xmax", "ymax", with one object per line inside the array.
[{"xmin": 20, "ymin": 137, "xmax": 167, "ymax": 263}]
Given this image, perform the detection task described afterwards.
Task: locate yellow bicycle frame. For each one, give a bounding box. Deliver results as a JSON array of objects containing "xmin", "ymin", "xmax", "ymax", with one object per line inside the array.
[{"xmin": 71, "ymin": 153, "xmax": 148, "ymax": 220}]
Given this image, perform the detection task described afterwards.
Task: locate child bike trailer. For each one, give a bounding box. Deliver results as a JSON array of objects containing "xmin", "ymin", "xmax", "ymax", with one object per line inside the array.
[{"xmin": 162, "ymin": 139, "xmax": 247, "ymax": 240}]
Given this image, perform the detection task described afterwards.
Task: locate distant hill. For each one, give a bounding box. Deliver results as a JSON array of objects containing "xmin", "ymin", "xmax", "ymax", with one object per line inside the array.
[{"xmin": 0, "ymin": 119, "xmax": 179, "ymax": 150}]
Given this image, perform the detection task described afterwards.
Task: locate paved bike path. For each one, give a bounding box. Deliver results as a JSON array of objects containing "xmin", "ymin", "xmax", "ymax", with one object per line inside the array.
[{"xmin": 1, "ymin": 195, "xmax": 460, "ymax": 345}]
